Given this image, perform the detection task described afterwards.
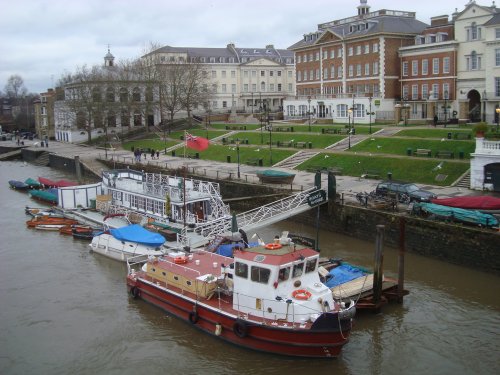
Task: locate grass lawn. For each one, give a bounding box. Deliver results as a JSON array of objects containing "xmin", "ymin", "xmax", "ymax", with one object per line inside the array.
[
  {"xmin": 396, "ymin": 128, "xmax": 474, "ymax": 139},
  {"xmin": 296, "ymin": 153, "xmax": 469, "ymax": 186},
  {"xmin": 351, "ymin": 137, "xmax": 475, "ymax": 159},
  {"xmin": 179, "ymin": 144, "xmax": 296, "ymax": 167},
  {"xmin": 227, "ymin": 131, "xmax": 344, "ymax": 148}
]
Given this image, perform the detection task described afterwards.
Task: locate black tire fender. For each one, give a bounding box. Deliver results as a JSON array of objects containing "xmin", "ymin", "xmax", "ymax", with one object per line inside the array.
[
  {"xmin": 233, "ymin": 319, "xmax": 248, "ymax": 338},
  {"xmin": 130, "ymin": 286, "xmax": 140, "ymax": 299},
  {"xmin": 188, "ymin": 311, "xmax": 199, "ymax": 324}
]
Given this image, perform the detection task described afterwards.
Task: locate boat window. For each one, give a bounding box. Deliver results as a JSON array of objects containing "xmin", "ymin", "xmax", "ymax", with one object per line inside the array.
[
  {"xmin": 292, "ymin": 262, "xmax": 304, "ymax": 278},
  {"xmin": 305, "ymin": 258, "xmax": 317, "ymax": 273},
  {"xmin": 278, "ymin": 267, "xmax": 290, "ymax": 282},
  {"xmin": 235, "ymin": 262, "xmax": 248, "ymax": 278},
  {"xmin": 251, "ymin": 266, "xmax": 271, "ymax": 284},
  {"xmin": 162, "ymin": 272, "xmax": 166, "ymax": 276},
  {"xmin": 151, "ymin": 268, "xmax": 156, "ymax": 272}
]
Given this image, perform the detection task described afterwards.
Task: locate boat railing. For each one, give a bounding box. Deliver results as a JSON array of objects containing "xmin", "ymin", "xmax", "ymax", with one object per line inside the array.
[{"xmin": 127, "ymin": 254, "xmax": 150, "ymax": 275}]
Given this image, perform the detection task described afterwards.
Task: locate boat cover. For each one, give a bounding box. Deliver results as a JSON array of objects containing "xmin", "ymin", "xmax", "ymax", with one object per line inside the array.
[
  {"xmin": 24, "ymin": 178, "xmax": 42, "ymax": 188},
  {"xmin": 38, "ymin": 177, "xmax": 77, "ymax": 187},
  {"xmin": 9, "ymin": 180, "xmax": 28, "ymax": 188},
  {"xmin": 414, "ymin": 202, "xmax": 499, "ymax": 228},
  {"xmin": 256, "ymin": 170, "xmax": 295, "ymax": 177},
  {"xmin": 324, "ymin": 263, "xmax": 369, "ymax": 288},
  {"xmin": 109, "ymin": 224, "xmax": 165, "ymax": 246},
  {"xmin": 29, "ymin": 188, "xmax": 58, "ymax": 203},
  {"xmin": 430, "ymin": 196, "xmax": 500, "ymax": 210}
]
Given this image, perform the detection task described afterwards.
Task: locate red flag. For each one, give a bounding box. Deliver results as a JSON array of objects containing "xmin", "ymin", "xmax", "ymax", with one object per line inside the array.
[{"xmin": 185, "ymin": 132, "xmax": 209, "ymax": 151}]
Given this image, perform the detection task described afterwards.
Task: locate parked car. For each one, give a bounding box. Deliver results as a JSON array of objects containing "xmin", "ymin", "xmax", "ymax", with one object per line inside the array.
[{"xmin": 375, "ymin": 181, "xmax": 437, "ymax": 203}]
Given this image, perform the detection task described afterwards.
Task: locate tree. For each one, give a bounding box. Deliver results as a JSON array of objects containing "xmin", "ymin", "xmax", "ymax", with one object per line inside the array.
[
  {"xmin": 180, "ymin": 62, "xmax": 211, "ymax": 126},
  {"xmin": 4, "ymin": 74, "xmax": 28, "ymax": 101}
]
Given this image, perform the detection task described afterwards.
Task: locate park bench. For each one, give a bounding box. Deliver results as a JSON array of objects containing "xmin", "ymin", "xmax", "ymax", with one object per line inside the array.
[
  {"xmin": 277, "ymin": 141, "xmax": 294, "ymax": 147},
  {"xmin": 295, "ymin": 141, "xmax": 307, "ymax": 148},
  {"xmin": 435, "ymin": 150, "xmax": 454, "ymax": 159},
  {"xmin": 414, "ymin": 148, "xmax": 431, "ymax": 157},
  {"xmin": 453, "ymin": 132, "xmax": 471, "ymax": 140},
  {"xmin": 361, "ymin": 170, "xmax": 380, "ymax": 179},
  {"xmin": 274, "ymin": 127, "xmax": 291, "ymax": 132},
  {"xmin": 225, "ymin": 125, "xmax": 246, "ymax": 130},
  {"xmin": 246, "ymin": 158, "xmax": 261, "ymax": 166},
  {"xmin": 322, "ymin": 128, "xmax": 337, "ymax": 134}
]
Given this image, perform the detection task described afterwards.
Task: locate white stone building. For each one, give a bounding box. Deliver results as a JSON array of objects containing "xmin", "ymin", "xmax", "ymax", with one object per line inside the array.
[{"xmin": 470, "ymin": 136, "xmax": 500, "ymax": 190}]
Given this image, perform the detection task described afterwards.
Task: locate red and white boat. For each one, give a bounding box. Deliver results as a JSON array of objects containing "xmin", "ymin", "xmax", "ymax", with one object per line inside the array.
[{"xmin": 126, "ymin": 232, "xmax": 356, "ymax": 358}]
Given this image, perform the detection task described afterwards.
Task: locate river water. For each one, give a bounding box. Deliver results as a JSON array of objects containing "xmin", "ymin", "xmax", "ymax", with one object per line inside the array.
[{"xmin": 0, "ymin": 160, "xmax": 499, "ymax": 375}]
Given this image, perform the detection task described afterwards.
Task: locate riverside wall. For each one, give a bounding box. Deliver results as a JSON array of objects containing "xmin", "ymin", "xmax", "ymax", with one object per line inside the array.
[{"xmin": 20, "ymin": 153, "xmax": 500, "ymax": 275}]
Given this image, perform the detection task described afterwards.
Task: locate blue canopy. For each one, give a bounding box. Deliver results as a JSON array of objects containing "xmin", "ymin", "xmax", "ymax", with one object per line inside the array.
[
  {"xmin": 325, "ymin": 263, "xmax": 369, "ymax": 288},
  {"xmin": 110, "ymin": 224, "xmax": 165, "ymax": 247}
]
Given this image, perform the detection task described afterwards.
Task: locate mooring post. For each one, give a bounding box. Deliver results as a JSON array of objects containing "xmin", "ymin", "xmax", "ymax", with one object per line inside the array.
[
  {"xmin": 74, "ymin": 155, "xmax": 82, "ymax": 182},
  {"xmin": 373, "ymin": 224, "xmax": 385, "ymax": 304},
  {"xmin": 398, "ymin": 218, "xmax": 406, "ymax": 303}
]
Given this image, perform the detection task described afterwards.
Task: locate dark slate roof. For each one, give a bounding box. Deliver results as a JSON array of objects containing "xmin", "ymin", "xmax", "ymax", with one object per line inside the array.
[
  {"xmin": 289, "ymin": 14, "xmax": 429, "ymax": 50},
  {"xmin": 148, "ymin": 45, "xmax": 293, "ymax": 63},
  {"xmin": 484, "ymin": 12, "xmax": 500, "ymax": 26}
]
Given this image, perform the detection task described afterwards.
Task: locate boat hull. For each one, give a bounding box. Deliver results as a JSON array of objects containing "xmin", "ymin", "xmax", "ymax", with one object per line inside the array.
[
  {"xmin": 127, "ymin": 277, "xmax": 352, "ymax": 358},
  {"xmin": 90, "ymin": 234, "xmax": 164, "ymax": 262}
]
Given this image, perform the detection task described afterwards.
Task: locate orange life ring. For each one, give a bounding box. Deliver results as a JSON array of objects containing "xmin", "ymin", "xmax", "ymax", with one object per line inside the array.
[
  {"xmin": 264, "ymin": 243, "xmax": 282, "ymax": 250},
  {"xmin": 174, "ymin": 256, "xmax": 188, "ymax": 264},
  {"xmin": 292, "ymin": 289, "xmax": 312, "ymax": 300}
]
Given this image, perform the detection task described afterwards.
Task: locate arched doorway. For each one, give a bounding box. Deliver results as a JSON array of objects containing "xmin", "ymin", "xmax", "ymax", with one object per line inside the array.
[
  {"xmin": 484, "ymin": 163, "xmax": 500, "ymax": 192},
  {"xmin": 468, "ymin": 90, "xmax": 481, "ymax": 122}
]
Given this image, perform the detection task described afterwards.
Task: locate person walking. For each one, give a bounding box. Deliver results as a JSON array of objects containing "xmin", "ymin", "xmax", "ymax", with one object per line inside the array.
[{"xmin": 433, "ymin": 114, "xmax": 438, "ymax": 127}]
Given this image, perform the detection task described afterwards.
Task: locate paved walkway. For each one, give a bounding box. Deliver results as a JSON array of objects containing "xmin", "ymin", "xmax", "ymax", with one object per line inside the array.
[{"xmin": 1, "ymin": 138, "xmax": 479, "ymax": 200}]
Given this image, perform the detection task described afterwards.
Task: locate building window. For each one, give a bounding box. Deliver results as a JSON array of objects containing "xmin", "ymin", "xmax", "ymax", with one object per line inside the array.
[
  {"xmin": 443, "ymin": 57, "xmax": 450, "ymax": 73},
  {"xmin": 288, "ymin": 71, "xmax": 292, "ymax": 78},
  {"xmin": 337, "ymin": 104, "xmax": 348, "ymax": 117},
  {"xmin": 231, "ymin": 84, "xmax": 236, "ymax": 93},
  {"xmin": 212, "ymin": 70, "xmax": 217, "ymax": 78},
  {"xmin": 496, "ymin": 49, "xmax": 500, "ymax": 67},
  {"xmin": 422, "ymin": 84, "xmax": 428, "ymax": 99},
  {"xmin": 269, "ymin": 70, "xmax": 274, "ymax": 77},
  {"xmin": 412, "ymin": 60, "xmax": 418, "ymax": 76},
  {"xmin": 261, "ymin": 70, "xmax": 265, "ymax": 77},
  {"xmin": 316, "ymin": 69, "xmax": 320, "ymax": 79},
  {"xmin": 330, "ymin": 49, "xmax": 335, "ymax": 58},
  {"xmin": 432, "ymin": 84, "xmax": 439, "ymax": 99},
  {"xmin": 231, "ymin": 70, "xmax": 236, "ymax": 78},
  {"xmin": 310, "ymin": 69, "xmax": 314, "ymax": 80},
  {"xmin": 277, "ymin": 70, "xmax": 282, "ymax": 76},
  {"xmin": 251, "ymin": 84, "xmax": 256, "ymax": 92},
  {"xmin": 303, "ymin": 54, "xmax": 307, "ymax": 62},
  {"xmin": 324, "ymin": 68, "xmax": 328, "ymax": 79},
  {"xmin": 243, "ymin": 70, "xmax": 248, "ymax": 78},
  {"xmin": 338, "ymin": 66, "xmax": 343, "ymax": 78},
  {"xmin": 222, "ymin": 71, "xmax": 226, "ymax": 78},
  {"xmin": 422, "ymin": 59, "xmax": 428, "ymax": 75},
  {"xmin": 365, "ymin": 63, "xmax": 370, "ymax": 76},
  {"xmin": 261, "ymin": 82, "xmax": 266, "ymax": 91},
  {"xmin": 323, "ymin": 50, "xmax": 328, "ymax": 60},
  {"xmin": 309, "ymin": 53, "xmax": 313, "ymax": 61},
  {"xmin": 432, "ymin": 58, "xmax": 440, "ymax": 74},
  {"xmin": 221, "ymin": 84, "xmax": 227, "ymax": 93},
  {"xmin": 269, "ymin": 84, "xmax": 274, "ymax": 92},
  {"xmin": 348, "ymin": 65, "xmax": 354, "ymax": 77},
  {"xmin": 402, "ymin": 61, "xmax": 408, "ymax": 76},
  {"xmin": 402, "ymin": 86, "xmax": 409, "ymax": 100},
  {"xmin": 288, "ymin": 83, "xmax": 292, "ymax": 92},
  {"xmin": 338, "ymin": 48, "xmax": 343, "ymax": 57},
  {"xmin": 356, "ymin": 64, "xmax": 361, "ymax": 76},
  {"xmin": 348, "ymin": 47, "xmax": 353, "ymax": 56},
  {"xmin": 278, "ymin": 83, "xmax": 282, "ymax": 92},
  {"xmin": 252, "ymin": 70, "xmax": 256, "ymax": 77},
  {"xmin": 356, "ymin": 46, "xmax": 361, "ymax": 55},
  {"xmin": 495, "ymin": 77, "xmax": 500, "ymax": 96},
  {"xmin": 243, "ymin": 84, "xmax": 249, "ymax": 92},
  {"xmin": 496, "ymin": 28, "xmax": 500, "ymax": 39},
  {"xmin": 364, "ymin": 44, "xmax": 370, "ymax": 54},
  {"xmin": 467, "ymin": 51, "xmax": 481, "ymax": 70},
  {"xmin": 316, "ymin": 52, "xmax": 320, "ymax": 61},
  {"xmin": 372, "ymin": 43, "xmax": 378, "ymax": 53},
  {"xmin": 443, "ymin": 84, "xmax": 449, "ymax": 98},
  {"xmin": 331, "ymin": 66, "xmax": 335, "ymax": 78},
  {"xmin": 304, "ymin": 71, "xmax": 308, "ymax": 81},
  {"xmin": 412, "ymin": 85, "xmax": 418, "ymax": 100},
  {"xmin": 222, "ymin": 101, "xmax": 227, "ymax": 108},
  {"xmin": 297, "ymin": 55, "xmax": 301, "ymax": 63},
  {"xmin": 373, "ymin": 62, "xmax": 378, "ymax": 75}
]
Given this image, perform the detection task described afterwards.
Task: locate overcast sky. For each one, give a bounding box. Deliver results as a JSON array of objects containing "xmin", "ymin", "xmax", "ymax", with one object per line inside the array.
[{"xmin": 1, "ymin": 0, "xmax": 466, "ymax": 94}]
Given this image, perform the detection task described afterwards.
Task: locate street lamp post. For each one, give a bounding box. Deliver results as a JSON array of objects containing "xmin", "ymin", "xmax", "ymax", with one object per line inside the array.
[
  {"xmin": 251, "ymin": 92, "xmax": 254, "ymax": 114},
  {"xmin": 368, "ymin": 96, "xmax": 373, "ymax": 134},
  {"xmin": 403, "ymin": 96, "xmax": 409, "ymax": 126},
  {"xmin": 348, "ymin": 108, "xmax": 353, "ymax": 149},
  {"xmin": 307, "ymin": 96, "xmax": 312, "ymax": 132},
  {"xmin": 351, "ymin": 94, "xmax": 356, "ymax": 133},
  {"xmin": 496, "ymin": 107, "xmax": 500, "ymax": 133},
  {"xmin": 236, "ymin": 138, "xmax": 241, "ymax": 179},
  {"xmin": 259, "ymin": 106, "xmax": 263, "ymax": 144},
  {"xmin": 443, "ymin": 90, "xmax": 448, "ymax": 127}
]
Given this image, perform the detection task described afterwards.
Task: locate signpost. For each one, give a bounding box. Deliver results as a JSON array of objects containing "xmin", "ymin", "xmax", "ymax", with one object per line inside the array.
[{"xmin": 307, "ymin": 190, "xmax": 327, "ymax": 207}]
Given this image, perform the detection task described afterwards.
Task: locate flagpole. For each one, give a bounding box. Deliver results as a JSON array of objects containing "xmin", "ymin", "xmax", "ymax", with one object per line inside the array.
[{"xmin": 183, "ymin": 130, "xmax": 187, "ymax": 159}]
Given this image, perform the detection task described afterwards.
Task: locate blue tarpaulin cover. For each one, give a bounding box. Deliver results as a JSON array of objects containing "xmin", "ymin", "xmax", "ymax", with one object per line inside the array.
[
  {"xmin": 110, "ymin": 224, "xmax": 165, "ymax": 246},
  {"xmin": 325, "ymin": 263, "xmax": 369, "ymax": 288},
  {"xmin": 216, "ymin": 242, "xmax": 259, "ymax": 257}
]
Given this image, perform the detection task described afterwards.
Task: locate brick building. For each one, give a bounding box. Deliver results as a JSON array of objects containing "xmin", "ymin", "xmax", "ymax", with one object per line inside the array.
[
  {"xmin": 285, "ymin": 0, "xmax": 428, "ymax": 124},
  {"xmin": 399, "ymin": 15, "xmax": 458, "ymax": 124}
]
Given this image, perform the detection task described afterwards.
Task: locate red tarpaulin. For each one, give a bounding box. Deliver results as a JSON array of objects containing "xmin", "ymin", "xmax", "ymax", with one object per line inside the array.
[
  {"xmin": 430, "ymin": 196, "xmax": 500, "ymax": 210},
  {"xmin": 185, "ymin": 132, "xmax": 209, "ymax": 151}
]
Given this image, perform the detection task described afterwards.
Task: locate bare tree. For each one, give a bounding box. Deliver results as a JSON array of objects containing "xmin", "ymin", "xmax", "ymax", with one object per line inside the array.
[
  {"xmin": 4, "ymin": 74, "xmax": 28, "ymax": 101},
  {"xmin": 157, "ymin": 62, "xmax": 186, "ymax": 135},
  {"xmin": 180, "ymin": 62, "xmax": 211, "ymax": 126}
]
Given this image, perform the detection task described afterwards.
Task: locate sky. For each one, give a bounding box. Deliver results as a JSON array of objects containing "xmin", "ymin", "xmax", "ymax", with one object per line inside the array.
[{"xmin": 1, "ymin": 0, "xmax": 465, "ymax": 94}]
